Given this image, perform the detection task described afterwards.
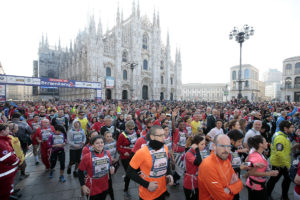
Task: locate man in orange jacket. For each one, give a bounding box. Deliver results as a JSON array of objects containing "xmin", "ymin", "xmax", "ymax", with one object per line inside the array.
[{"xmin": 198, "ymin": 134, "xmax": 243, "ymax": 200}]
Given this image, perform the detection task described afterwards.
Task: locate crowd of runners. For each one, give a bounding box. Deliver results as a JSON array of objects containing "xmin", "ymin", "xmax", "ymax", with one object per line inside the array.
[{"xmin": 0, "ymin": 100, "xmax": 300, "ymax": 200}]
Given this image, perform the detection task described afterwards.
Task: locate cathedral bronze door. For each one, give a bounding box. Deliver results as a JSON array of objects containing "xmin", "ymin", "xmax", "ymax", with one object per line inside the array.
[
  {"xmin": 160, "ymin": 92, "xmax": 164, "ymax": 101},
  {"xmin": 142, "ymin": 85, "xmax": 148, "ymax": 100},
  {"xmin": 122, "ymin": 90, "xmax": 128, "ymax": 100},
  {"xmin": 170, "ymin": 93, "xmax": 173, "ymax": 101},
  {"xmin": 106, "ymin": 89, "xmax": 112, "ymax": 100}
]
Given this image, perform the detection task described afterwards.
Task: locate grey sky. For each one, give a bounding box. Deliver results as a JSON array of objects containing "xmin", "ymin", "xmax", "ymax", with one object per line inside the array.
[{"xmin": 0, "ymin": 0, "xmax": 299, "ymax": 84}]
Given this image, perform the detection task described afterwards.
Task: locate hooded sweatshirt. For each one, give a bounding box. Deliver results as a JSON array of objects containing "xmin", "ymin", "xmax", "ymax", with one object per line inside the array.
[{"xmin": 67, "ymin": 120, "xmax": 86, "ymax": 150}]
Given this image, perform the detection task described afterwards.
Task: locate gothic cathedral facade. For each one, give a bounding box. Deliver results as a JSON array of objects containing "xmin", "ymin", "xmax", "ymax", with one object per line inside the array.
[{"xmin": 37, "ymin": 2, "xmax": 182, "ymax": 101}]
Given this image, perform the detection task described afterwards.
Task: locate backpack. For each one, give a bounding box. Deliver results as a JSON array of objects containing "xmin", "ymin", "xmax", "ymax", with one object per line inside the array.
[{"xmin": 289, "ymin": 155, "xmax": 300, "ymax": 183}]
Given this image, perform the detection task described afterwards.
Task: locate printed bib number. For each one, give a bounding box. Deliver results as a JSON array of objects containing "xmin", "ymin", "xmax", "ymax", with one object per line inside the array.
[
  {"xmin": 231, "ymin": 152, "xmax": 241, "ymax": 167},
  {"xmin": 42, "ymin": 130, "xmax": 51, "ymax": 141},
  {"xmin": 92, "ymin": 155, "xmax": 110, "ymax": 178},
  {"xmin": 73, "ymin": 133, "xmax": 83, "ymax": 144},
  {"xmin": 149, "ymin": 148, "xmax": 168, "ymax": 178},
  {"xmin": 178, "ymin": 132, "xmax": 186, "ymax": 147},
  {"xmin": 53, "ymin": 135, "xmax": 64, "ymax": 145}
]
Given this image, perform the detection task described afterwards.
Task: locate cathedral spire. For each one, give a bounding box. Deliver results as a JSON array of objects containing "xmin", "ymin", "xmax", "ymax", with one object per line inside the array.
[
  {"xmin": 153, "ymin": 9, "xmax": 156, "ymax": 27},
  {"xmin": 89, "ymin": 14, "xmax": 96, "ymax": 35},
  {"xmin": 116, "ymin": 3, "xmax": 120, "ymax": 25},
  {"xmin": 132, "ymin": 0, "xmax": 136, "ymax": 17},
  {"xmin": 166, "ymin": 31, "xmax": 170, "ymax": 54},
  {"xmin": 137, "ymin": 0, "xmax": 140, "ymax": 18},
  {"xmin": 97, "ymin": 16, "xmax": 103, "ymax": 37},
  {"xmin": 45, "ymin": 34, "xmax": 49, "ymax": 48},
  {"xmin": 157, "ymin": 10, "xmax": 160, "ymax": 27},
  {"xmin": 58, "ymin": 37, "xmax": 61, "ymax": 50},
  {"xmin": 69, "ymin": 40, "xmax": 73, "ymax": 52}
]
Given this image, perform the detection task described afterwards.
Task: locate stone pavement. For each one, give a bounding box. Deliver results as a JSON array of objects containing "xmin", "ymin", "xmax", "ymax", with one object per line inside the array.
[{"xmin": 15, "ymin": 146, "xmax": 294, "ymax": 200}]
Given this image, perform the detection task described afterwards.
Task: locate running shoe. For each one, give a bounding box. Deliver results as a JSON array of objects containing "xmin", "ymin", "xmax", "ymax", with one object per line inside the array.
[
  {"xmin": 59, "ymin": 175, "xmax": 66, "ymax": 183},
  {"xmin": 49, "ymin": 171, "xmax": 53, "ymax": 179}
]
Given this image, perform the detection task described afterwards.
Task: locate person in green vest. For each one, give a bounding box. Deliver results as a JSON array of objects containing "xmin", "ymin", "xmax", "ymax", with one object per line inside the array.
[{"xmin": 267, "ymin": 120, "xmax": 295, "ymax": 200}]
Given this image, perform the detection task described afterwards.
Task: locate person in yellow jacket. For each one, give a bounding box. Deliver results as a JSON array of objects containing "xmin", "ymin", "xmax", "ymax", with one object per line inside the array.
[{"xmin": 267, "ymin": 120, "xmax": 294, "ymax": 200}]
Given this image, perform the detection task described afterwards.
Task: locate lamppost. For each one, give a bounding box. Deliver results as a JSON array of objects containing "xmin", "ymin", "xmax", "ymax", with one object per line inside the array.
[
  {"xmin": 229, "ymin": 25, "xmax": 254, "ymax": 101},
  {"xmin": 127, "ymin": 62, "xmax": 137, "ymax": 100}
]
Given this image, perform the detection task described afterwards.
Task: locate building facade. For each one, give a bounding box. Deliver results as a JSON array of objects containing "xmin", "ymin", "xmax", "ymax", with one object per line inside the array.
[
  {"xmin": 229, "ymin": 64, "xmax": 260, "ymax": 101},
  {"xmin": 37, "ymin": 3, "xmax": 182, "ymax": 101},
  {"xmin": 281, "ymin": 56, "xmax": 300, "ymax": 102},
  {"xmin": 182, "ymin": 83, "xmax": 227, "ymax": 102},
  {"xmin": 263, "ymin": 68, "xmax": 282, "ymax": 101}
]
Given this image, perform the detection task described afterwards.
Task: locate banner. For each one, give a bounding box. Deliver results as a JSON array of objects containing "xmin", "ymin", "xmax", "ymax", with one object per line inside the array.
[
  {"xmin": 96, "ymin": 89, "xmax": 102, "ymax": 103},
  {"xmin": 0, "ymin": 84, "xmax": 6, "ymax": 102},
  {"xmin": 106, "ymin": 77, "xmax": 114, "ymax": 88},
  {"xmin": 0, "ymin": 75, "xmax": 101, "ymax": 90}
]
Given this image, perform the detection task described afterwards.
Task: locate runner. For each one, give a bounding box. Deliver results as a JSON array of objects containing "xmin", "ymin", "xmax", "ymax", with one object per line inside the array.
[
  {"xmin": 127, "ymin": 125, "xmax": 174, "ymax": 200},
  {"xmin": 67, "ymin": 120, "xmax": 86, "ymax": 177},
  {"xmin": 48, "ymin": 125, "xmax": 67, "ymax": 182},
  {"xmin": 78, "ymin": 135, "xmax": 115, "ymax": 200}
]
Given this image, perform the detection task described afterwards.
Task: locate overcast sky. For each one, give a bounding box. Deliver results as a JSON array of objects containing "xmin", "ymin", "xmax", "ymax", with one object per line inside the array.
[{"xmin": 0, "ymin": 0, "xmax": 300, "ymax": 84}]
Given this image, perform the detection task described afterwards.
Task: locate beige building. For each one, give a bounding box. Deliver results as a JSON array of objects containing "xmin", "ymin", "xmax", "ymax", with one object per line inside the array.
[
  {"xmin": 229, "ymin": 64, "xmax": 260, "ymax": 101},
  {"xmin": 282, "ymin": 56, "xmax": 300, "ymax": 102},
  {"xmin": 6, "ymin": 85, "xmax": 33, "ymax": 101},
  {"xmin": 182, "ymin": 83, "xmax": 227, "ymax": 102}
]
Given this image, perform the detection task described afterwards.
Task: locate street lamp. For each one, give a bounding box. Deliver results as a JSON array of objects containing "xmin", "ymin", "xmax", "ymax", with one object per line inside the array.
[
  {"xmin": 126, "ymin": 62, "xmax": 138, "ymax": 100},
  {"xmin": 229, "ymin": 25, "xmax": 254, "ymax": 101}
]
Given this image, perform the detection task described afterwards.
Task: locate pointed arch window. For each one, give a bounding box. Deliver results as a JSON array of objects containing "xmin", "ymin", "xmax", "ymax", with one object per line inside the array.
[
  {"xmin": 161, "ymin": 76, "xmax": 164, "ymax": 84},
  {"xmin": 160, "ymin": 61, "xmax": 164, "ymax": 70},
  {"xmin": 142, "ymin": 34, "xmax": 148, "ymax": 50},
  {"xmin": 143, "ymin": 59, "xmax": 148, "ymax": 70},
  {"xmin": 106, "ymin": 67, "xmax": 111, "ymax": 77},
  {"xmin": 123, "ymin": 70, "xmax": 127, "ymax": 80},
  {"xmin": 122, "ymin": 51, "xmax": 128, "ymax": 62}
]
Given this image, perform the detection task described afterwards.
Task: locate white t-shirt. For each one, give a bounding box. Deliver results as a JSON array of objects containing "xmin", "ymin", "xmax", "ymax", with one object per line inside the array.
[{"xmin": 244, "ymin": 129, "xmax": 261, "ymax": 145}]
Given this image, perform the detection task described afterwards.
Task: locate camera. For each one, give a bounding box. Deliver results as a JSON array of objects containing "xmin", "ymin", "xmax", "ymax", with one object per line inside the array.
[{"xmin": 244, "ymin": 162, "xmax": 252, "ymax": 167}]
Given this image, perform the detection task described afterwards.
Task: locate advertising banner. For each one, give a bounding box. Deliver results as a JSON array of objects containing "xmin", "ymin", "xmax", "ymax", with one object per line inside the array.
[
  {"xmin": 96, "ymin": 90, "xmax": 102, "ymax": 103},
  {"xmin": 0, "ymin": 84, "xmax": 6, "ymax": 102},
  {"xmin": 106, "ymin": 77, "xmax": 114, "ymax": 88},
  {"xmin": 0, "ymin": 74, "xmax": 102, "ymax": 89}
]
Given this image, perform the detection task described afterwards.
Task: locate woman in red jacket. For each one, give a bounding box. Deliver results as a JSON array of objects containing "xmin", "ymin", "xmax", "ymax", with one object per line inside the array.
[
  {"xmin": 116, "ymin": 120, "xmax": 137, "ymax": 198},
  {"xmin": 184, "ymin": 135, "xmax": 206, "ymax": 200},
  {"xmin": 78, "ymin": 135, "xmax": 115, "ymax": 200}
]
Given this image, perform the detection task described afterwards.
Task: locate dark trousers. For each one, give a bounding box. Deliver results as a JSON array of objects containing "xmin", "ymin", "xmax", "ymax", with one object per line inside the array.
[
  {"xmin": 50, "ymin": 150, "xmax": 65, "ymax": 170},
  {"xmin": 108, "ymin": 173, "xmax": 114, "ymax": 200},
  {"xmin": 89, "ymin": 190, "xmax": 108, "ymax": 200},
  {"xmin": 247, "ymin": 186, "xmax": 267, "ymax": 200},
  {"xmin": 183, "ymin": 188, "xmax": 199, "ymax": 200},
  {"xmin": 121, "ymin": 158, "xmax": 131, "ymax": 191},
  {"xmin": 173, "ymin": 171, "xmax": 181, "ymax": 183},
  {"xmin": 266, "ymin": 166, "xmax": 291, "ymax": 198}
]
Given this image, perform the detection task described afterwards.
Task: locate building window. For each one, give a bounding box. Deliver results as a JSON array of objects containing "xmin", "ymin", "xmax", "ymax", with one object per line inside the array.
[
  {"xmin": 106, "ymin": 67, "xmax": 111, "ymax": 77},
  {"xmin": 244, "ymin": 69, "xmax": 249, "ymax": 79},
  {"xmin": 123, "ymin": 70, "xmax": 127, "ymax": 80},
  {"xmin": 296, "ymin": 63, "xmax": 300, "ymax": 74},
  {"xmin": 160, "ymin": 61, "xmax": 164, "ymax": 70},
  {"xmin": 295, "ymin": 77, "xmax": 300, "ymax": 88},
  {"xmin": 245, "ymin": 80, "xmax": 249, "ymax": 88},
  {"xmin": 161, "ymin": 76, "xmax": 164, "ymax": 84},
  {"xmin": 142, "ymin": 34, "xmax": 148, "ymax": 50},
  {"xmin": 285, "ymin": 77, "xmax": 292, "ymax": 88},
  {"xmin": 232, "ymin": 71, "xmax": 236, "ymax": 80},
  {"xmin": 285, "ymin": 64, "xmax": 292, "ymax": 75},
  {"xmin": 171, "ymin": 77, "xmax": 173, "ymax": 85},
  {"xmin": 143, "ymin": 59, "xmax": 148, "ymax": 70},
  {"xmin": 122, "ymin": 51, "xmax": 128, "ymax": 62}
]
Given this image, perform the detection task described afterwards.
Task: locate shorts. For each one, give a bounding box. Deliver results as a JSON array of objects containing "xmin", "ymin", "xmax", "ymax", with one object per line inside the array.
[{"xmin": 69, "ymin": 149, "xmax": 82, "ymax": 164}]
